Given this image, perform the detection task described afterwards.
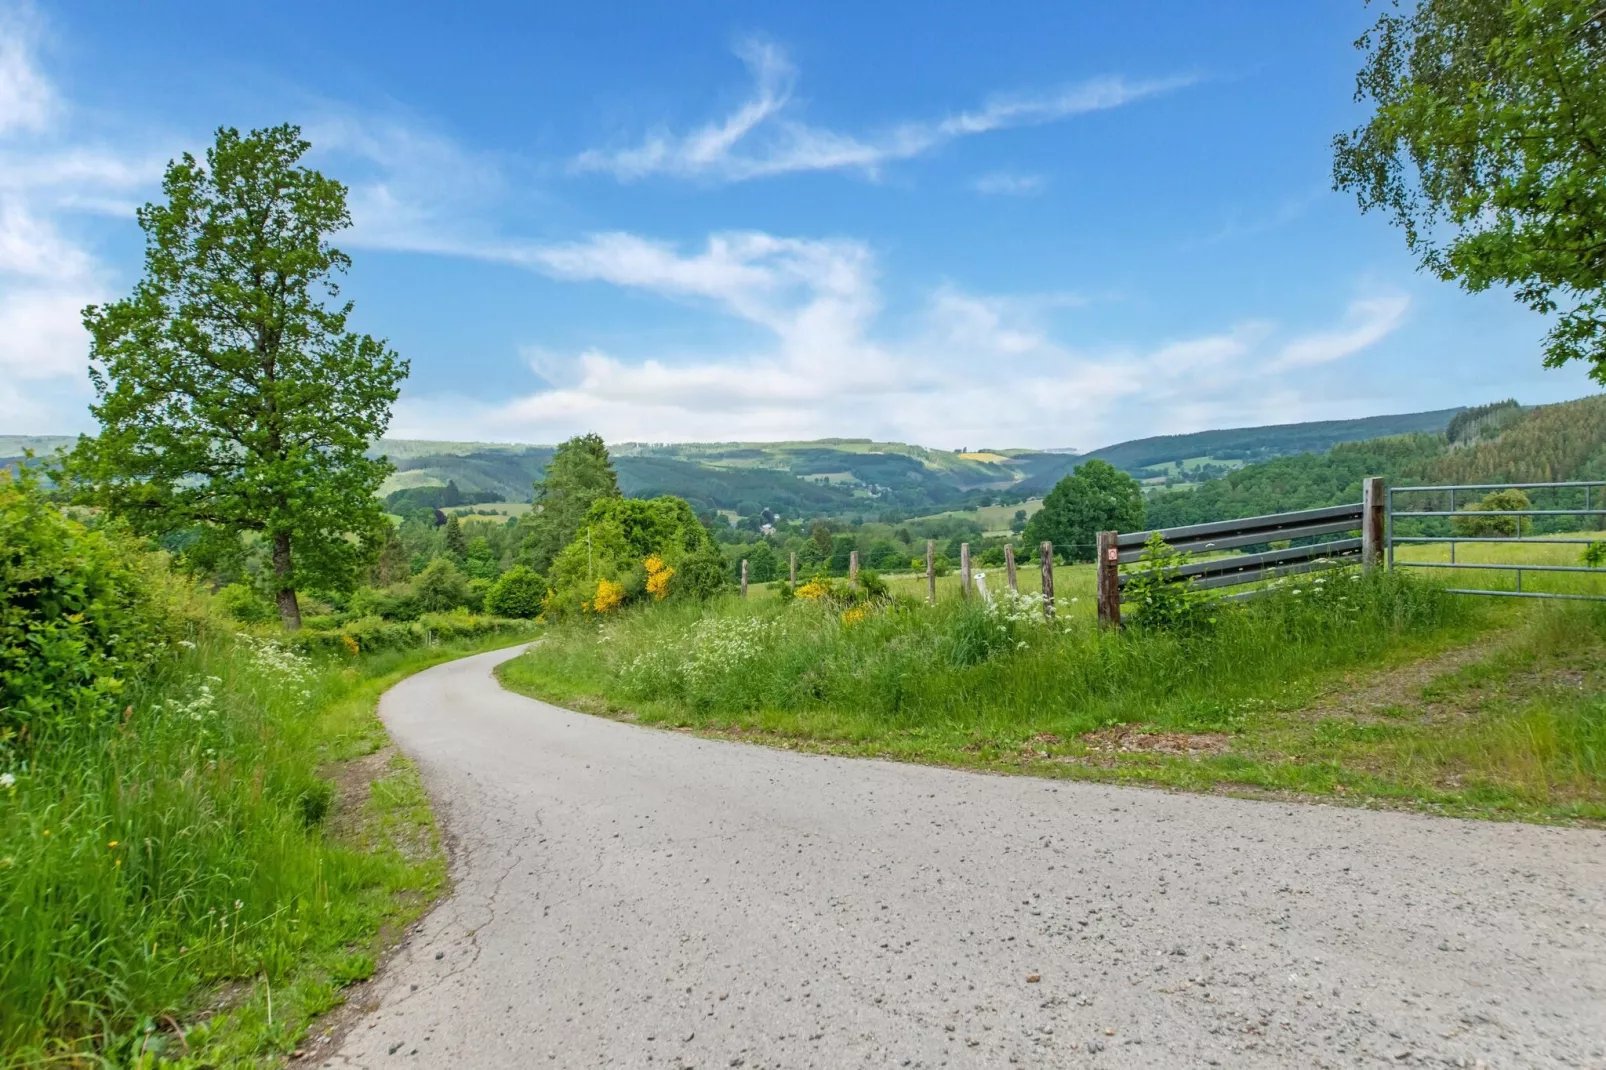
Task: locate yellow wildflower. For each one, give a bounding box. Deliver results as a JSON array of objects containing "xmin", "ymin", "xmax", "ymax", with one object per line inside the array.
[
  {"xmin": 645, "ymin": 555, "xmax": 675, "ymax": 600},
  {"xmin": 840, "ymin": 605, "xmax": 868, "ymax": 626},
  {"xmin": 795, "ymin": 580, "xmax": 830, "ymax": 600},
  {"xmin": 593, "ymin": 577, "xmax": 625, "ymax": 613},
  {"xmin": 341, "ymin": 633, "xmax": 360, "ymax": 657}
]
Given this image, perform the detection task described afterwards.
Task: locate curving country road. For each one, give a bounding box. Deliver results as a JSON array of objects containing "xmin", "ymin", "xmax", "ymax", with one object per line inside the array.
[{"xmin": 326, "ymin": 646, "xmax": 1606, "ymax": 1069}]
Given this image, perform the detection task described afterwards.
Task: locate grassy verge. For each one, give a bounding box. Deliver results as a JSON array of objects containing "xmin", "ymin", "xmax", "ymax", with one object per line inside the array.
[
  {"xmin": 0, "ymin": 627, "xmax": 534, "ymax": 1067},
  {"xmin": 498, "ymin": 570, "xmax": 1606, "ymax": 824}
]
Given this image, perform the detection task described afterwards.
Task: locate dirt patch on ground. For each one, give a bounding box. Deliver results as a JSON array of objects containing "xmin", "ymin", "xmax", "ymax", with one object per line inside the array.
[
  {"xmin": 1080, "ymin": 725, "xmax": 1232, "ymax": 757},
  {"xmin": 321, "ymin": 746, "xmax": 394, "ymax": 841},
  {"xmin": 1291, "ymin": 637, "xmax": 1506, "ymax": 725}
]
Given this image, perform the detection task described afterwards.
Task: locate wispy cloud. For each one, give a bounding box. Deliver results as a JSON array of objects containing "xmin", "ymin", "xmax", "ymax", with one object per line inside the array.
[
  {"xmin": 390, "ymin": 224, "xmax": 1411, "ymax": 448},
  {"xmin": 0, "ymin": 10, "xmax": 157, "ymax": 429},
  {"xmin": 0, "ymin": 4, "xmax": 52, "ymax": 135},
  {"xmin": 971, "ymin": 171, "xmax": 1046, "ymax": 196},
  {"xmin": 1273, "ymin": 294, "xmax": 1411, "ymax": 369},
  {"xmin": 572, "ymin": 38, "xmax": 1190, "ymax": 183}
]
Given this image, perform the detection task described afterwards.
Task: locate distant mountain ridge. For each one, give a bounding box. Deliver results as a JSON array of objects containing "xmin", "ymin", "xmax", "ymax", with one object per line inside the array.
[{"xmin": 0, "ymin": 402, "xmax": 1499, "ymax": 521}]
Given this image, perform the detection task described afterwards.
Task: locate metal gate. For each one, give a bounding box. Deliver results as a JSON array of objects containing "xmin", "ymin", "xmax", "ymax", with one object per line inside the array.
[{"xmin": 1387, "ymin": 480, "xmax": 1606, "ymax": 602}]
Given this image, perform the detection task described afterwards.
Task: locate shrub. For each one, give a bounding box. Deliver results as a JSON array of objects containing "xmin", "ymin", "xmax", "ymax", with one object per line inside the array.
[
  {"xmin": 546, "ymin": 495, "xmax": 726, "ymax": 615},
  {"xmin": 285, "ymin": 610, "xmax": 531, "ymax": 655},
  {"xmin": 348, "ymin": 583, "xmax": 423, "ymax": 621},
  {"xmin": 414, "ymin": 557, "xmax": 468, "ymax": 612},
  {"xmin": 0, "ymin": 466, "xmax": 180, "ymax": 741},
  {"xmin": 1120, "ymin": 532, "xmax": 1218, "ymax": 633},
  {"xmin": 1585, "ymin": 542, "xmax": 1606, "ymax": 568},
  {"xmin": 485, "ymin": 566, "xmax": 547, "ymax": 618},
  {"xmin": 857, "ymin": 569, "xmax": 889, "ymax": 599},
  {"xmin": 217, "ymin": 581, "xmax": 273, "ymax": 623},
  {"xmin": 1451, "ymin": 488, "xmax": 1531, "ymax": 537}
]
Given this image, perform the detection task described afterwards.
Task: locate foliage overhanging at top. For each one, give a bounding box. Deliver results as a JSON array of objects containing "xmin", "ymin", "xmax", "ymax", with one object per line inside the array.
[
  {"xmin": 70, "ymin": 124, "xmax": 408, "ymax": 628},
  {"xmin": 1334, "ymin": 0, "xmax": 1606, "ymax": 382}
]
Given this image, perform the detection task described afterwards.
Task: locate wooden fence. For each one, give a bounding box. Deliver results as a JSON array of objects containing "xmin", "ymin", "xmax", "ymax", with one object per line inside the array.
[
  {"xmin": 734, "ymin": 476, "xmax": 1387, "ymax": 629},
  {"xmin": 1096, "ymin": 476, "xmax": 1386, "ymax": 627}
]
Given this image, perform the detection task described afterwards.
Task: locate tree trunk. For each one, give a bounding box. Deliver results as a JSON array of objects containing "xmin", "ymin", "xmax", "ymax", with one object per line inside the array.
[{"xmin": 272, "ymin": 531, "xmax": 302, "ymax": 631}]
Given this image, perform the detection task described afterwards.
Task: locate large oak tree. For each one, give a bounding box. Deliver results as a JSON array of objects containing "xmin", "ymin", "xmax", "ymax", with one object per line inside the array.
[{"xmin": 74, "ymin": 125, "xmax": 407, "ymax": 629}]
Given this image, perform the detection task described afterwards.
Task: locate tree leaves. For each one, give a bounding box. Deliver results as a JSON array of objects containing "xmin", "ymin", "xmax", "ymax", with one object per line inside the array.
[{"xmin": 1334, "ymin": 0, "xmax": 1606, "ymax": 381}]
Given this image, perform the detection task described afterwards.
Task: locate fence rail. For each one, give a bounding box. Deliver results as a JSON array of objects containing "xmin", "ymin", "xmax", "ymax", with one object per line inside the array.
[
  {"xmin": 1386, "ymin": 479, "xmax": 1606, "ymax": 601},
  {"xmin": 1098, "ymin": 478, "xmax": 1384, "ymax": 626}
]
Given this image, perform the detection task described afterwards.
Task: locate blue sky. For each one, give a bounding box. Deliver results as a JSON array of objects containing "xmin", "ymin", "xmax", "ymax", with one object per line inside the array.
[{"xmin": 0, "ymin": 1, "xmax": 1596, "ymax": 449}]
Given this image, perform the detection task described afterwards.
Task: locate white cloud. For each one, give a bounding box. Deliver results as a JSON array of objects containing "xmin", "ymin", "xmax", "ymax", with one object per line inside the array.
[
  {"xmin": 0, "ymin": 5, "xmax": 52, "ymax": 135},
  {"xmin": 0, "ymin": 7, "xmax": 159, "ymax": 431},
  {"xmin": 1273, "ymin": 294, "xmax": 1411, "ymax": 369},
  {"xmin": 572, "ymin": 39, "xmax": 1190, "ymax": 183},
  {"xmin": 306, "ymin": 113, "xmax": 509, "ymax": 255},
  {"xmin": 972, "ymin": 171, "xmax": 1046, "ymax": 196},
  {"xmin": 388, "ymin": 224, "xmax": 1406, "ymax": 449},
  {"xmin": 0, "ymin": 285, "xmax": 94, "ymax": 380}
]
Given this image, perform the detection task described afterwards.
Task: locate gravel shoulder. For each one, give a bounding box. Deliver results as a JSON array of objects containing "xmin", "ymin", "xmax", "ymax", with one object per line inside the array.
[{"xmin": 324, "ymin": 646, "xmax": 1606, "ymax": 1069}]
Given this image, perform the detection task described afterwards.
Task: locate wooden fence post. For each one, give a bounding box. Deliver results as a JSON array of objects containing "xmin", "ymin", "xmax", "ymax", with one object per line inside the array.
[
  {"xmin": 789, "ymin": 551, "xmax": 797, "ymax": 587},
  {"xmin": 1040, "ymin": 541, "xmax": 1055, "ymax": 621},
  {"xmin": 740, "ymin": 558, "xmax": 748, "ymax": 597},
  {"xmin": 960, "ymin": 542, "xmax": 971, "ymax": 599},
  {"xmin": 1096, "ymin": 530, "xmax": 1121, "ymax": 628},
  {"xmin": 849, "ymin": 549, "xmax": 860, "ymax": 588},
  {"xmin": 926, "ymin": 539, "xmax": 936, "ymax": 604},
  {"xmin": 1362, "ymin": 476, "xmax": 1385, "ymax": 572},
  {"xmin": 1004, "ymin": 543, "xmax": 1018, "ymax": 592}
]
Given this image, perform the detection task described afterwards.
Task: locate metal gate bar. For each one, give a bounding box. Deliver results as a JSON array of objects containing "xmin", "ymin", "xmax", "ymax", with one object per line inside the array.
[{"xmin": 1387, "ymin": 480, "xmax": 1606, "ymax": 602}]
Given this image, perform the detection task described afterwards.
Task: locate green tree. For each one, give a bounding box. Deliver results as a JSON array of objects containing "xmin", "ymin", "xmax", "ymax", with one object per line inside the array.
[
  {"xmin": 463, "ymin": 535, "xmax": 499, "ymax": 580},
  {"xmin": 519, "ymin": 433, "xmax": 621, "ymax": 573},
  {"xmin": 71, "ymin": 125, "xmax": 405, "ymax": 630},
  {"xmin": 484, "ymin": 565, "xmax": 547, "ymax": 618},
  {"xmin": 443, "ymin": 515, "xmax": 468, "ymax": 559},
  {"xmin": 414, "ymin": 557, "xmax": 468, "ymax": 612},
  {"xmin": 1022, "ymin": 459, "xmax": 1144, "ymax": 562},
  {"xmin": 1451, "ymin": 488, "xmax": 1532, "ymax": 537},
  {"xmin": 746, "ymin": 540, "xmax": 778, "ymax": 582},
  {"xmin": 1334, "ymin": 0, "xmax": 1606, "ymax": 381}
]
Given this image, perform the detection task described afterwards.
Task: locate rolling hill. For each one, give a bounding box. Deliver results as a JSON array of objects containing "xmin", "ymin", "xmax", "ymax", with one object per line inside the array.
[
  {"xmin": 1143, "ymin": 394, "xmax": 1606, "ymax": 529},
  {"xmin": 1011, "ymin": 407, "xmax": 1466, "ymax": 495},
  {"xmin": 6, "ymin": 400, "xmax": 1551, "ymax": 525}
]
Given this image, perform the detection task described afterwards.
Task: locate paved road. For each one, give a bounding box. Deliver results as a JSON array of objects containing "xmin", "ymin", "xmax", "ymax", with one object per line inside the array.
[{"xmin": 327, "ymin": 646, "xmax": 1606, "ymax": 1069}]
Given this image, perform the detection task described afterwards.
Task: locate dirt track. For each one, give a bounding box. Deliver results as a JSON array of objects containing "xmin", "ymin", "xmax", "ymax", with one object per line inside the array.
[{"xmin": 325, "ymin": 646, "xmax": 1606, "ymax": 1068}]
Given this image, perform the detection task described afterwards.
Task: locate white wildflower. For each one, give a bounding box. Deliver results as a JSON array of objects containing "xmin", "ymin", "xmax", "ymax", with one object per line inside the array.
[{"xmin": 0, "ymin": 772, "xmax": 15, "ymax": 789}]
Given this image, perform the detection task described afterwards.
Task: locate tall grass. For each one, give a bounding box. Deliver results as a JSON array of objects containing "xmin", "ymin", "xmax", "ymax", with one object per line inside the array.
[
  {"xmin": 503, "ymin": 568, "xmax": 1476, "ymax": 742},
  {"xmin": 0, "ymin": 626, "xmax": 528, "ymax": 1064}
]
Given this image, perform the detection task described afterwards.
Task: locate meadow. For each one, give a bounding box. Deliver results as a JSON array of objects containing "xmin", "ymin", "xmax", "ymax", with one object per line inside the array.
[
  {"xmin": 501, "ymin": 561, "xmax": 1606, "ymax": 824},
  {"xmin": 1392, "ymin": 529, "xmax": 1606, "ymax": 598}
]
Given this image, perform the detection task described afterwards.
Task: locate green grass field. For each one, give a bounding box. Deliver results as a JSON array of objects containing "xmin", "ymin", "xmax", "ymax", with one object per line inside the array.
[
  {"xmin": 501, "ymin": 562, "xmax": 1606, "ymax": 825},
  {"xmin": 445, "ymin": 502, "xmax": 533, "ymax": 519},
  {"xmin": 1392, "ymin": 529, "xmax": 1606, "ymax": 598},
  {"xmin": 904, "ymin": 498, "xmax": 1042, "ymax": 536}
]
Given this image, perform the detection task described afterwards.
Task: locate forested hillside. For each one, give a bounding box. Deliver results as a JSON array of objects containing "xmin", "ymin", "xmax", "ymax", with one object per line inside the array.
[
  {"xmin": 1014, "ymin": 407, "xmax": 1464, "ymax": 496},
  {"xmin": 1145, "ymin": 395, "xmax": 1606, "ymax": 528}
]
